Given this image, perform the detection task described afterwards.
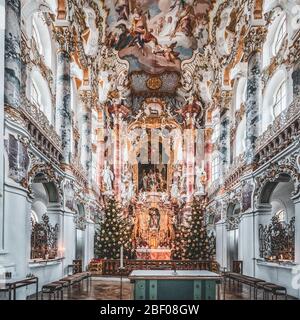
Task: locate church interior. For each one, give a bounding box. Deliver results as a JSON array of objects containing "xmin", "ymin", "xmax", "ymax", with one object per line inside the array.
[{"xmin": 1, "ymin": 0, "xmax": 300, "ymax": 301}]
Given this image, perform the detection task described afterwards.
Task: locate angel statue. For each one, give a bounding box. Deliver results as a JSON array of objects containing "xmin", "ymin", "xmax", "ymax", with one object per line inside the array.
[
  {"xmin": 138, "ymin": 191, "xmax": 147, "ymax": 203},
  {"xmin": 127, "ymin": 179, "xmax": 135, "ymax": 202},
  {"xmin": 102, "ymin": 162, "xmax": 114, "ymax": 192},
  {"xmin": 195, "ymin": 165, "xmax": 206, "ymax": 195}
]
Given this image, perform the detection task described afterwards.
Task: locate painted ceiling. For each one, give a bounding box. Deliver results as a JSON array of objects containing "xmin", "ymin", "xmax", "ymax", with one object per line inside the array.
[{"xmin": 103, "ymin": 0, "xmax": 214, "ymax": 74}]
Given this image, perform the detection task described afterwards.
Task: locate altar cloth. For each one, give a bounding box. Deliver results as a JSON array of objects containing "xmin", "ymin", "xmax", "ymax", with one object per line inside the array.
[{"xmin": 129, "ymin": 270, "xmax": 221, "ymax": 280}]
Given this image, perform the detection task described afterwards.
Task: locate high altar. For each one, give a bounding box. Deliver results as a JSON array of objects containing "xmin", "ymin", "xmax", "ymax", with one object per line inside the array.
[{"xmin": 100, "ymin": 96, "xmax": 207, "ymax": 260}]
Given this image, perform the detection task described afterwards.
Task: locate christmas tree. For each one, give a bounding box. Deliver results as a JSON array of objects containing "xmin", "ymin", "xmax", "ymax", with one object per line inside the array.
[
  {"xmin": 172, "ymin": 223, "xmax": 189, "ymax": 260},
  {"xmin": 172, "ymin": 197, "xmax": 216, "ymax": 260},
  {"xmin": 94, "ymin": 196, "xmax": 135, "ymax": 259},
  {"xmin": 185, "ymin": 197, "xmax": 216, "ymax": 260}
]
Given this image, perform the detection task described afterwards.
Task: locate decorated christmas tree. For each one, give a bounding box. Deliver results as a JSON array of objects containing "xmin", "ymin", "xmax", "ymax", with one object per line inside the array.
[
  {"xmin": 172, "ymin": 223, "xmax": 189, "ymax": 260},
  {"xmin": 172, "ymin": 197, "xmax": 216, "ymax": 260},
  {"xmin": 94, "ymin": 196, "xmax": 135, "ymax": 259},
  {"xmin": 184, "ymin": 197, "xmax": 216, "ymax": 260}
]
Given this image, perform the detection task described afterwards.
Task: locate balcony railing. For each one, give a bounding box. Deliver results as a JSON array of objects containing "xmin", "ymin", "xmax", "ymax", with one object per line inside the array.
[
  {"xmin": 21, "ymin": 98, "xmax": 62, "ymax": 163},
  {"xmin": 255, "ymin": 100, "xmax": 300, "ymax": 165},
  {"xmin": 70, "ymin": 155, "xmax": 89, "ymax": 187},
  {"xmin": 89, "ymin": 259, "xmax": 220, "ymax": 276}
]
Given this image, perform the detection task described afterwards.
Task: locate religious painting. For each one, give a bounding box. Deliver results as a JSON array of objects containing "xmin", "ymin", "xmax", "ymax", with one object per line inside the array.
[
  {"xmin": 104, "ymin": 0, "xmax": 212, "ymax": 73},
  {"xmin": 138, "ymin": 163, "xmax": 167, "ymax": 192},
  {"xmin": 64, "ymin": 180, "xmax": 75, "ymax": 212},
  {"xmin": 4, "ymin": 134, "xmax": 30, "ymax": 185},
  {"xmin": 242, "ymin": 182, "xmax": 253, "ymax": 212},
  {"xmin": 148, "ymin": 207, "xmax": 160, "ymax": 230}
]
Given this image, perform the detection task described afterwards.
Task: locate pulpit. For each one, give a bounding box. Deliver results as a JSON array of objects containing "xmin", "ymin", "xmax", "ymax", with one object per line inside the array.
[{"xmin": 129, "ymin": 270, "xmax": 221, "ymax": 300}]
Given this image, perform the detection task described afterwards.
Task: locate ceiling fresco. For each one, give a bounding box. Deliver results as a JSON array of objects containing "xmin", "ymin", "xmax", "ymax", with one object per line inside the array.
[{"xmin": 103, "ymin": 0, "xmax": 213, "ymax": 74}]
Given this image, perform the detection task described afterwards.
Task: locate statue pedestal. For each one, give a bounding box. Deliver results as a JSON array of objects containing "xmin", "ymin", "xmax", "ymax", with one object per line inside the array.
[{"xmin": 136, "ymin": 248, "xmax": 171, "ymax": 260}]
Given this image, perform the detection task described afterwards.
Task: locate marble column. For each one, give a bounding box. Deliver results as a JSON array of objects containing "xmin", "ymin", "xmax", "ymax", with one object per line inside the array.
[
  {"xmin": 184, "ymin": 127, "xmax": 195, "ymax": 199},
  {"xmin": 204, "ymin": 129, "xmax": 213, "ymax": 183},
  {"xmin": 112, "ymin": 112, "xmax": 122, "ymax": 198},
  {"xmin": 181, "ymin": 112, "xmax": 194, "ymax": 200},
  {"xmin": 219, "ymin": 107, "xmax": 230, "ymax": 183},
  {"xmin": 109, "ymin": 105, "xmax": 129, "ymax": 198},
  {"xmin": 244, "ymin": 27, "xmax": 266, "ymax": 165},
  {"xmin": 79, "ymin": 90, "xmax": 93, "ymax": 184},
  {"xmin": 55, "ymin": 27, "xmax": 72, "ymax": 164},
  {"xmin": 97, "ymin": 108, "xmax": 105, "ymax": 188},
  {"xmin": 4, "ymin": 0, "xmax": 21, "ymax": 109},
  {"xmin": 292, "ymin": 66, "xmax": 300, "ymax": 99},
  {"xmin": 245, "ymin": 51, "xmax": 261, "ymax": 165}
]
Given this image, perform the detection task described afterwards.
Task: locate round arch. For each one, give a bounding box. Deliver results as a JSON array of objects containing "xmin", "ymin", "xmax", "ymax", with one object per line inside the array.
[
  {"xmin": 31, "ymin": 67, "xmax": 53, "ymax": 123},
  {"xmin": 261, "ymin": 66, "xmax": 288, "ymax": 132}
]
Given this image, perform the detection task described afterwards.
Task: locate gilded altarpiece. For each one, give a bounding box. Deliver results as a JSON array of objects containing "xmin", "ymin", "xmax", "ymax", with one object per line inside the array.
[{"xmin": 127, "ymin": 103, "xmax": 180, "ymax": 259}]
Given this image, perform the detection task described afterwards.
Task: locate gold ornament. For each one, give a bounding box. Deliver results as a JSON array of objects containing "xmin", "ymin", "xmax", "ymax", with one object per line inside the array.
[{"xmin": 146, "ymin": 76, "xmax": 162, "ymax": 90}]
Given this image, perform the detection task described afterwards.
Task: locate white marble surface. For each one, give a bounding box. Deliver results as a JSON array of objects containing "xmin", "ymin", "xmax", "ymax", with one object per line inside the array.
[
  {"xmin": 129, "ymin": 270, "xmax": 220, "ymax": 279},
  {"xmin": 257, "ymin": 260, "xmax": 297, "ymax": 270}
]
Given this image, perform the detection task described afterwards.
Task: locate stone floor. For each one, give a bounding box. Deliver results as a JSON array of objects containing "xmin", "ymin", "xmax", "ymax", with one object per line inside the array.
[{"xmin": 30, "ymin": 277, "xmax": 297, "ymax": 300}]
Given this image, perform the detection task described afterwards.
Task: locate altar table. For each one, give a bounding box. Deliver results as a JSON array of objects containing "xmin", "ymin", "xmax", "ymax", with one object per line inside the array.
[{"xmin": 129, "ymin": 270, "xmax": 221, "ymax": 300}]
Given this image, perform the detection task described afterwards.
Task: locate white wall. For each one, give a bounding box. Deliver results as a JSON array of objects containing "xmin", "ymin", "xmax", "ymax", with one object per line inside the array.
[
  {"xmin": 216, "ymin": 220, "xmax": 227, "ymax": 269},
  {"xmin": 0, "ymin": 0, "xmax": 5, "ymax": 253}
]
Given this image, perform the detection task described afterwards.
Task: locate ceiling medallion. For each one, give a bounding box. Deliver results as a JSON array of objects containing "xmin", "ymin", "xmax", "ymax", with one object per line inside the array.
[{"xmin": 146, "ymin": 76, "xmax": 162, "ymax": 90}]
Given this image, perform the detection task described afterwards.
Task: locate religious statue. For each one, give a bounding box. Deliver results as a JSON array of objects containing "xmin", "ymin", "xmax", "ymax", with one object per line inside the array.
[
  {"xmin": 161, "ymin": 192, "xmax": 169, "ymax": 203},
  {"xmin": 82, "ymin": 4, "xmax": 99, "ymax": 56},
  {"xmin": 171, "ymin": 181, "xmax": 180, "ymax": 199},
  {"xmin": 138, "ymin": 191, "xmax": 147, "ymax": 203},
  {"xmin": 195, "ymin": 165, "xmax": 206, "ymax": 195},
  {"xmin": 127, "ymin": 179, "xmax": 135, "ymax": 201},
  {"xmin": 148, "ymin": 208, "xmax": 160, "ymax": 230},
  {"xmin": 121, "ymin": 164, "xmax": 135, "ymax": 204},
  {"xmin": 102, "ymin": 162, "xmax": 114, "ymax": 192}
]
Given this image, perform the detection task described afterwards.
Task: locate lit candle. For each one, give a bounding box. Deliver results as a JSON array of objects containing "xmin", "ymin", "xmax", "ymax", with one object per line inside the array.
[{"xmin": 120, "ymin": 245, "xmax": 124, "ymax": 269}]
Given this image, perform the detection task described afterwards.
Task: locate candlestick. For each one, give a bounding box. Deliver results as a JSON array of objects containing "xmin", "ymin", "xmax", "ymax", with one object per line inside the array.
[{"xmin": 120, "ymin": 245, "xmax": 124, "ymax": 269}]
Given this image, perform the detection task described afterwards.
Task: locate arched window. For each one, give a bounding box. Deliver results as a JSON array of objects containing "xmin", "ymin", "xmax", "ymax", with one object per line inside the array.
[
  {"xmin": 31, "ymin": 12, "xmax": 53, "ymax": 68},
  {"xmin": 211, "ymin": 154, "xmax": 220, "ymax": 182},
  {"xmin": 236, "ymin": 117, "xmax": 246, "ymax": 156},
  {"xmin": 275, "ymin": 209, "xmax": 286, "ymax": 223},
  {"xmin": 273, "ymin": 80, "xmax": 287, "ymax": 118},
  {"xmin": 32, "ymin": 18, "xmax": 43, "ymax": 55},
  {"xmin": 274, "ymin": 17, "xmax": 287, "ymax": 55},
  {"xmin": 31, "ymin": 210, "xmax": 39, "ymax": 224},
  {"xmin": 211, "ymin": 110, "xmax": 220, "ymax": 143},
  {"xmin": 262, "ymin": 68, "xmax": 288, "ymax": 132},
  {"xmin": 31, "ymin": 81, "xmax": 41, "ymax": 107},
  {"xmin": 31, "ymin": 68, "xmax": 53, "ymax": 122},
  {"xmin": 235, "ymin": 77, "xmax": 247, "ymax": 111}
]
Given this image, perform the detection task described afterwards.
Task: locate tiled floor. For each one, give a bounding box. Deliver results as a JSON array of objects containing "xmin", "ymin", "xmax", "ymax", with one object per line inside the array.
[{"xmin": 30, "ymin": 277, "xmax": 297, "ymax": 300}]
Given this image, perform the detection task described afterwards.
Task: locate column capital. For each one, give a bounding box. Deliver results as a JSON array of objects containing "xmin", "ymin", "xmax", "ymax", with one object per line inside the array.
[
  {"xmin": 220, "ymin": 90, "xmax": 233, "ymax": 115},
  {"xmin": 243, "ymin": 26, "xmax": 267, "ymax": 62},
  {"xmin": 54, "ymin": 25, "xmax": 74, "ymax": 54},
  {"xmin": 79, "ymin": 89, "xmax": 93, "ymax": 105}
]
